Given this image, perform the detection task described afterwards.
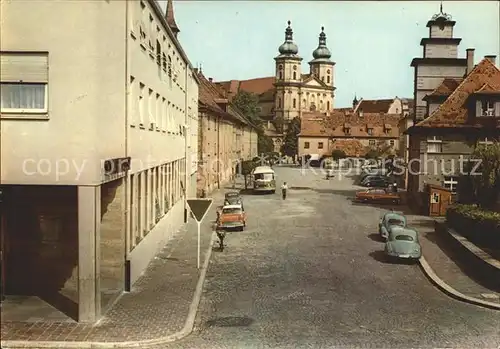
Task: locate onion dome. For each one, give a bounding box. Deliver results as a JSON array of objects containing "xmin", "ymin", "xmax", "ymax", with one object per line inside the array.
[
  {"xmin": 312, "ymin": 27, "xmax": 331, "ymax": 60},
  {"xmin": 278, "ymin": 21, "xmax": 299, "ymax": 55}
]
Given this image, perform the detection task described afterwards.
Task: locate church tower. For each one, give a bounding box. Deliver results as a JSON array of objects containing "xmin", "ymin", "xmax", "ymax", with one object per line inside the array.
[
  {"xmin": 274, "ymin": 21, "xmax": 302, "ymax": 121},
  {"xmin": 410, "ymin": 3, "xmax": 467, "ymax": 122},
  {"xmin": 309, "ymin": 27, "xmax": 335, "ymax": 87}
]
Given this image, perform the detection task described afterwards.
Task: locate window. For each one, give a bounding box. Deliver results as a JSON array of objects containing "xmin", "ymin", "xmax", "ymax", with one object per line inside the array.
[
  {"xmin": 139, "ymin": 83, "xmax": 145, "ymax": 126},
  {"xmin": 390, "ymin": 140, "xmax": 395, "ymax": 146},
  {"xmin": 279, "ymin": 71, "xmax": 283, "ymax": 79},
  {"xmin": 427, "ymin": 136, "xmax": 442, "ymax": 153},
  {"xmin": 277, "ymin": 97, "xmax": 282, "ymax": 109},
  {"xmin": 304, "ymin": 142, "xmax": 310, "ymax": 149},
  {"xmin": 148, "ymin": 89, "xmax": 154, "ymax": 126},
  {"xmin": 367, "ymin": 128, "xmax": 373, "ymax": 135},
  {"xmin": 478, "ymin": 137, "xmax": 494, "ymax": 146},
  {"xmin": 293, "ymin": 98, "xmax": 296, "ymax": 108},
  {"xmin": 1, "ymin": 52, "xmax": 49, "ymax": 115},
  {"xmin": 293, "ymin": 72, "xmax": 297, "ymax": 80},
  {"xmin": 318, "ymin": 142, "xmax": 324, "ymax": 149},
  {"xmin": 344, "ymin": 127, "xmax": 351, "ymax": 135},
  {"xmin": 480, "ymin": 100, "xmax": 495, "ymax": 116},
  {"xmin": 443, "ymin": 176, "xmax": 458, "ymax": 193},
  {"xmin": 369, "ymin": 139, "xmax": 376, "ymax": 146},
  {"xmin": 327, "ymin": 75, "xmax": 330, "ymax": 84},
  {"xmin": 156, "ymin": 40, "xmax": 161, "ymax": 66}
]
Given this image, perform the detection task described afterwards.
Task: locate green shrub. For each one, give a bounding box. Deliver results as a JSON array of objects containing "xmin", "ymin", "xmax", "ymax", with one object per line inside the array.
[{"xmin": 446, "ymin": 204, "xmax": 500, "ymax": 247}]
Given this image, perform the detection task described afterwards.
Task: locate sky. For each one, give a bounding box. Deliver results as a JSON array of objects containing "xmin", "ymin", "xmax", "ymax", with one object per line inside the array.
[{"xmin": 160, "ymin": 1, "xmax": 500, "ymax": 108}]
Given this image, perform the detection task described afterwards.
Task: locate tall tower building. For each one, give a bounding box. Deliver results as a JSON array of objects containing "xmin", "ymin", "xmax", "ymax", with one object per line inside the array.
[
  {"xmin": 410, "ymin": 4, "xmax": 467, "ymax": 122},
  {"xmin": 274, "ymin": 21, "xmax": 302, "ymax": 121},
  {"xmin": 309, "ymin": 27, "xmax": 335, "ymax": 88}
]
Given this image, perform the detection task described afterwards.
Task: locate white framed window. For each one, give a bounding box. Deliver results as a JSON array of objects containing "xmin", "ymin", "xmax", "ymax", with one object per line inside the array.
[
  {"xmin": 367, "ymin": 128, "xmax": 373, "ymax": 135},
  {"xmin": 443, "ymin": 176, "xmax": 458, "ymax": 194},
  {"xmin": 478, "ymin": 137, "xmax": 494, "ymax": 146},
  {"xmin": 369, "ymin": 139, "xmax": 376, "ymax": 146},
  {"xmin": 427, "ymin": 136, "xmax": 442, "ymax": 153},
  {"xmin": 1, "ymin": 52, "xmax": 49, "ymax": 115},
  {"xmin": 481, "ymin": 100, "xmax": 495, "ymax": 117}
]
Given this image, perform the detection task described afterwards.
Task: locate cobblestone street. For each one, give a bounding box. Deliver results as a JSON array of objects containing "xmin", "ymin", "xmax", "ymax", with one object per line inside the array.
[{"xmin": 162, "ymin": 166, "xmax": 500, "ymax": 349}]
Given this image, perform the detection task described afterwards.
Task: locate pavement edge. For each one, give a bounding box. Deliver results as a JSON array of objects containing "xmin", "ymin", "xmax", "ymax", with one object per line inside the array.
[
  {"xmin": 0, "ymin": 232, "xmax": 217, "ymax": 349},
  {"xmin": 418, "ymin": 256, "xmax": 500, "ymax": 311}
]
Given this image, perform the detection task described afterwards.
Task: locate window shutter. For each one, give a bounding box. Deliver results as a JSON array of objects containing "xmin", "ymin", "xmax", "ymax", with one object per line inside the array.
[{"xmin": 0, "ymin": 52, "xmax": 48, "ymax": 83}]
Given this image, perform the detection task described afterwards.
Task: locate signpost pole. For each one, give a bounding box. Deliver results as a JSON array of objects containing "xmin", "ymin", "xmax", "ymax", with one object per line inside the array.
[{"xmin": 197, "ymin": 221, "xmax": 201, "ymax": 269}]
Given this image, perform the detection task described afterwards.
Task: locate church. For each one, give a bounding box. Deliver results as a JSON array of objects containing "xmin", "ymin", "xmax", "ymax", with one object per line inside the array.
[{"xmin": 215, "ymin": 21, "xmax": 336, "ymax": 151}]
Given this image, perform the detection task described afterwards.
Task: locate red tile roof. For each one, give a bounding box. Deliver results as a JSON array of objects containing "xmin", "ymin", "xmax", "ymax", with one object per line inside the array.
[
  {"xmin": 300, "ymin": 110, "xmax": 400, "ymax": 139},
  {"xmin": 416, "ymin": 58, "xmax": 500, "ymax": 128},
  {"xmin": 427, "ymin": 78, "xmax": 462, "ymax": 97},
  {"xmin": 330, "ymin": 139, "xmax": 366, "ymax": 157},
  {"xmin": 216, "ymin": 76, "xmax": 275, "ymax": 98},
  {"xmin": 357, "ymin": 99, "xmax": 394, "ymax": 113}
]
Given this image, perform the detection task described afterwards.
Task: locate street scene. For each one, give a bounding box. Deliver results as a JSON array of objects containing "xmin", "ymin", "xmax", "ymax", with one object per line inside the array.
[{"xmin": 1, "ymin": 0, "xmax": 499, "ymax": 348}]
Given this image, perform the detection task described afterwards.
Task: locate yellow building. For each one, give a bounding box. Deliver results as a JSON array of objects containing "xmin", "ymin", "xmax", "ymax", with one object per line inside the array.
[
  {"xmin": 216, "ymin": 21, "xmax": 336, "ymax": 152},
  {"xmin": 196, "ymin": 72, "xmax": 258, "ymax": 196}
]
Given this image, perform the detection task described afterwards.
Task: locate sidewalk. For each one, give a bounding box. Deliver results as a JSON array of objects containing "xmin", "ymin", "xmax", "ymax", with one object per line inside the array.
[
  {"xmin": 0, "ymin": 181, "xmax": 237, "ymax": 347},
  {"xmin": 408, "ymin": 215, "xmax": 500, "ymax": 306}
]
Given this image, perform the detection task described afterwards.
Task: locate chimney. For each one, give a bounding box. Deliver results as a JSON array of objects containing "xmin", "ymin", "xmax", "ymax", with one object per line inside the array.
[
  {"xmin": 466, "ymin": 48, "xmax": 475, "ymax": 75},
  {"xmin": 485, "ymin": 55, "xmax": 497, "ymax": 65},
  {"xmin": 208, "ymin": 77, "xmax": 213, "ymax": 83}
]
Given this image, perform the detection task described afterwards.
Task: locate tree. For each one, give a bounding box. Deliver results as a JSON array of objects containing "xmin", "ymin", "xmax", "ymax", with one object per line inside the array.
[
  {"xmin": 281, "ymin": 117, "xmax": 301, "ymax": 158},
  {"xmin": 331, "ymin": 149, "xmax": 347, "ymax": 161},
  {"xmin": 240, "ymin": 160, "xmax": 257, "ymax": 189},
  {"xmin": 364, "ymin": 149, "xmax": 380, "ymax": 159},
  {"xmin": 258, "ymin": 133, "xmax": 274, "ymax": 155},
  {"xmin": 461, "ymin": 142, "xmax": 500, "ymax": 210},
  {"xmin": 231, "ymin": 91, "xmax": 262, "ymax": 126}
]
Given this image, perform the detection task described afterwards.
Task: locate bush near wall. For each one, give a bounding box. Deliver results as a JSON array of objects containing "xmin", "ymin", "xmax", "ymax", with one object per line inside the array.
[{"xmin": 446, "ymin": 204, "xmax": 500, "ymax": 248}]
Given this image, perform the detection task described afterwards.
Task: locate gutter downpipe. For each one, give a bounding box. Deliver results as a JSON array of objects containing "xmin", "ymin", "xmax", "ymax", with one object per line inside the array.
[
  {"xmin": 184, "ymin": 64, "xmax": 189, "ymax": 222},
  {"xmin": 124, "ymin": 0, "xmax": 131, "ymax": 264}
]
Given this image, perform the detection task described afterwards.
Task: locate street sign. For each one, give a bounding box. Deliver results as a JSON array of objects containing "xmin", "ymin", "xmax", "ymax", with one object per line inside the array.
[
  {"xmin": 186, "ymin": 198, "xmax": 213, "ymax": 269},
  {"xmin": 187, "ymin": 198, "xmax": 212, "ymax": 223}
]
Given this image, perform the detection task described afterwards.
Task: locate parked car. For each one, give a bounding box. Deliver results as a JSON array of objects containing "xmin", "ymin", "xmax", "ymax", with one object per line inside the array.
[
  {"xmin": 384, "ymin": 227, "xmax": 421, "ymax": 261},
  {"xmin": 217, "ymin": 204, "xmax": 246, "ymax": 231},
  {"xmin": 355, "ymin": 188, "xmax": 401, "ymax": 204},
  {"xmin": 361, "ymin": 175, "xmax": 390, "ymax": 187},
  {"xmin": 378, "ymin": 211, "xmax": 407, "ymax": 240},
  {"xmin": 224, "ymin": 192, "xmax": 243, "ymax": 208}
]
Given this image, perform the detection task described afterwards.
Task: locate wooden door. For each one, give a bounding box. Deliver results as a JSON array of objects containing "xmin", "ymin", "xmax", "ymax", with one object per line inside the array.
[{"xmin": 429, "ymin": 190, "xmax": 441, "ymax": 216}]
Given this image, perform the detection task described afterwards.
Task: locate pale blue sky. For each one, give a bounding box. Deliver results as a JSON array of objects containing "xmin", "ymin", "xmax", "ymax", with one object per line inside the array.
[{"xmin": 161, "ymin": 1, "xmax": 500, "ymax": 108}]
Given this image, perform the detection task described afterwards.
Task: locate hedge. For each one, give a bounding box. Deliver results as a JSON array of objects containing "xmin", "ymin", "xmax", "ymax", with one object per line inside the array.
[{"xmin": 446, "ymin": 204, "xmax": 500, "ymax": 248}]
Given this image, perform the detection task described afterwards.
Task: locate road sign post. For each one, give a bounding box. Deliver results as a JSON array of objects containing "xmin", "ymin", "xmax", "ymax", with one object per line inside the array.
[{"xmin": 186, "ymin": 198, "xmax": 213, "ymax": 269}]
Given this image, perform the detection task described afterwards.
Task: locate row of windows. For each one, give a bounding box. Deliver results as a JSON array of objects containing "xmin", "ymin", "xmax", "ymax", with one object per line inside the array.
[
  {"xmin": 303, "ymin": 139, "xmax": 395, "ymax": 149},
  {"xmin": 426, "ymin": 136, "xmax": 496, "ymax": 153},
  {"xmin": 131, "ymin": 0, "xmax": 186, "ymax": 89},
  {"xmin": 276, "ymin": 97, "xmax": 331, "ymax": 110},
  {"xmin": 128, "ymin": 159, "xmax": 185, "ymax": 252},
  {"xmin": 129, "ymin": 76, "xmax": 188, "ymax": 134},
  {"xmin": 277, "ymin": 70, "xmax": 332, "ymax": 84}
]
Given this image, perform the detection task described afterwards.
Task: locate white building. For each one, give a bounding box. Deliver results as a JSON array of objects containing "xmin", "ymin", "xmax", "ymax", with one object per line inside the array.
[{"xmin": 0, "ymin": 0, "xmax": 199, "ymax": 322}]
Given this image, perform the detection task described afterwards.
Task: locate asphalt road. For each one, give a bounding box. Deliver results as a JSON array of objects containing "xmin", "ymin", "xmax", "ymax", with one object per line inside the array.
[{"xmin": 162, "ymin": 166, "xmax": 500, "ymax": 349}]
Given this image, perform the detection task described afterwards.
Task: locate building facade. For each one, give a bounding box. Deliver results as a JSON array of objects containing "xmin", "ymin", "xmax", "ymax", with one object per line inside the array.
[
  {"xmin": 196, "ymin": 72, "xmax": 258, "ymax": 196},
  {"xmin": 0, "ymin": 0, "xmax": 198, "ymax": 323},
  {"xmin": 298, "ymin": 109, "xmax": 401, "ymax": 158},
  {"xmin": 215, "ymin": 21, "xmax": 336, "ymax": 152},
  {"xmin": 406, "ymin": 56, "xmax": 500, "ymax": 211}
]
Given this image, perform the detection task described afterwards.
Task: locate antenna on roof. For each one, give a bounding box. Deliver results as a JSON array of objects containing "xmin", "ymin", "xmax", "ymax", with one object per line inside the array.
[{"xmin": 200, "ymin": 63, "xmax": 203, "ymax": 74}]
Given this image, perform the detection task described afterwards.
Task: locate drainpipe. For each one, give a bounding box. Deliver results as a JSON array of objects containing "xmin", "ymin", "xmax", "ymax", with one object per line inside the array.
[
  {"xmin": 217, "ymin": 116, "xmax": 220, "ymax": 189},
  {"xmin": 184, "ymin": 60, "xmax": 189, "ymax": 222},
  {"xmin": 124, "ymin": 0, "xmax": 131, "ymax": 257}
]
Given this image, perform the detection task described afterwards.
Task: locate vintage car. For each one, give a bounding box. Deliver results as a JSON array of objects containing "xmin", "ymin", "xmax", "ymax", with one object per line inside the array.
[
  {"xmin": 217, "ymin": 204, "xmax": 246, "ymax": 231},
  {"xmin": 224, "ymin": 192, "xmax": 243, "ymax": 208},
  {"xmin": 384, "ymin": 227, "xmax": 421, "ymax": 261},
  {"xmin": 355, "ymin": 188, "xmax": 401, "ymax": 204},
  {"xmin": 378, "ymin": 211, "xmax": 407, "ymax": 240}
]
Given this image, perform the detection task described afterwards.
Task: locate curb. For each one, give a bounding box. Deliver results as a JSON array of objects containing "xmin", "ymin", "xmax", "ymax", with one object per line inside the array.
[
  {"xmin": 418, "ymin": 256, "xmax": 500, "ymax": 311},
  {"xmin": 1, "ymin": 233, "xmax": 217, "ymax": 349}
]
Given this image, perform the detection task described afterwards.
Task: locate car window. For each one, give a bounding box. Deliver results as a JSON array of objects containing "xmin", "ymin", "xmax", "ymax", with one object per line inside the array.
[
  {"xmin": 388, "ymin": 219, "xmax": 405, "ymax": 226},
  {"xmin": 395, "ymin": 235, "xmax": 414, "ymax": 241},
  {"xmin": 222, "ymin": 208, "xmax": 242, "ymax": 214}
]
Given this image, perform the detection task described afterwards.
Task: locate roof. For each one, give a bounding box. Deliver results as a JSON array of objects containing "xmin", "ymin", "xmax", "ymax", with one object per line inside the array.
[
  {"xmin": 196, "ymin": 71, "xmax": 256, "ymax": 128},
  {"xmin": 426, "ymin": 78, "xmax": 461, "ymax": 97},
  {"xmin": 216, "ymin": 76, "xmax": 275, "ymax": 98},
  {"xmin": 330, "ymin": 139, "xmax": 366, "ymax": 157},
  {"xmin": 356, "ymin": 99, "xmax": 395, "ymax": 113},
  {"xmin": 253, "ymin": 166, "xmax": 274, "ymax": 174},
  {"xmin": 299, "ymin": 110, "xmax": 401, "ymax": 139},
  {"xmin": 415, "ymin": 58, "xmax": 500, "ymax": 128}
]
